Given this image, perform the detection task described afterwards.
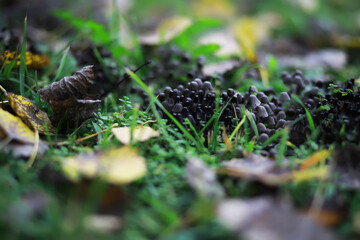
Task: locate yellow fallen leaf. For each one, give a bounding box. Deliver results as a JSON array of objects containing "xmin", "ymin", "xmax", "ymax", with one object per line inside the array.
[
  {"xmin": 0, "ymin": 85, "xmax": 55, "ymax": 135},
  {"xmin": 222, "ymin": 126, "xmax": 232, "ymax": 150},
  {"xmin": 292, "ymin": 166, "xmax": 329, "ymax": 182},
  {"xmin": 232, "ymin": 14, "xmax": 280, "ymax": 62},
  {"xmin": 232, "ymin": 17, "xmax": 260, "ymax": 62},
  {"xmin": 138, "ymin": 16, "xmax": 192, "ymax": 45},
  {"xmin": 192, "ymin": 0, "xmax": 235, "ymax": 19},
  {"xmin": 0, "ymin": 108, "xmax": 36, "ymax": 144},
  {"xmin": 112, "ymin": 126, "xmax": 160, "ymax": 145},
  {"xmin": 0, "ymin": 50, "xmax": 49, "ymax": 69},
  {"xmin": 300, "ymin": 150, "xmax": 331, "ymax": 170},
  {"xmin": 61, "ymin": 146, "xmax": 146, "ymax": 184}
]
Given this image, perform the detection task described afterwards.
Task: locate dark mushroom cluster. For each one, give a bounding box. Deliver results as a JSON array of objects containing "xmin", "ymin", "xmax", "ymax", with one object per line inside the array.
[
  {"xmin": 284, "ymin": 71, "xmax": 360, "ymax": 146},
  {"xmin": 135, "ymin": 76, "xmax": 293, "ymax": 148}
]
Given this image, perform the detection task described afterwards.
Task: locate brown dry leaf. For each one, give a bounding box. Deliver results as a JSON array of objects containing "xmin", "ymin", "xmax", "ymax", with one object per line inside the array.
[
  {"xmin": 38, "ymin": 65, "xmax": 100, "ymax": 125},
  {"xmin": 50, "ymin": 98, "xmax": 101, "ymax": 125},
  {"xmin": 112, "ymin": 126, "xmax": 160, "ymax": 145},
  {"xmin": 0, "ymin": 85, "xmax": 55, "ymax": 135},
  {"xmin": 306, "ymin": 209, "xmax": 344, "ymax": 227},
  {"xmin": 217, "ymin": 197, "xmax": 338, "ymax": 240},
  {"xmin": 38, "ymin": 65, "xmax": 94, "ymax": 102},
  {"xmin": 61, "ymin": 145, "xmax": 146, "ymax": 184},
  {"xmin": 218, "ymin": 153, "xmax": 291, "ymax": 186},
  {"xmin": 138, "ymin": 16, "xmax": 192, "ymax": 45}
]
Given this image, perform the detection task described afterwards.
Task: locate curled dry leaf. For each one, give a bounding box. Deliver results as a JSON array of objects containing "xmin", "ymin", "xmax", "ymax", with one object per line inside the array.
[
  {"xmin": 0, "ymin": 86, "xmax": 55, "ymax": 135},
  {"xmin": 38, "ymin": 65, "xmax": 94, "ymax": 102},
  {"xmin": 38, "ymin": 65, "xmax": 101, "ymax": 125},
  {"xmin": 112, "ymin": 126, "xmax": 160, "ymax": 145},
  {"xmin": 50, "ymin": 98, "xmax": 101, "ymax": 125},
  {"xmin": 217, "ymin": 197, "xmax": 338, "ymax": 240},
  {"xmin": 186, "ymin": 157, "xmax": 224, "ymax": 200},
  {"xmin": 61, "ymin": 145, "xmax": 146, "ymax": 184}
]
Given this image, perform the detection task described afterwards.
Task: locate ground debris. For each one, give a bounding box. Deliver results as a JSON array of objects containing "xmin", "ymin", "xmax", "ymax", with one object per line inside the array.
[{"xmin": 217, "ymin": 197, "xmax": 338, "ymax": 240}]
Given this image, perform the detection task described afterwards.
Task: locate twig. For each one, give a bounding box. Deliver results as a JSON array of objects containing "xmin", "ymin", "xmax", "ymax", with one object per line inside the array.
[{"xmin": 99, "ymin": 60, "xmax": 151, "ymax": 99}]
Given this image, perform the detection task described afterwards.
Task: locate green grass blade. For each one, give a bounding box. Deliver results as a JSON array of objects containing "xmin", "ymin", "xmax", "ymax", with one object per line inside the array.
[
  {"xmin": 291, "ymin": 94, "xmax": 315, "ymax": 132},
  {"xmin": 245, "ymin": 110, "xmax": 259, "ymax": 138},
  {"xmin": 3, "ymin": 60, "xmax": 17, "ymax": 78},
  {"xmin": 276, "ymin": 127, "xmax": 289, "ymax": 166},
  {"xmin": 126, "ymin": 69, "xmax": 201, "ymax": 149},
  {"xmin": 304, "ymin": 107, "xmax": 315, "ymax": 132},
  {"xmin": 210, "ymin": 94, "xmax": 221, "ymax": 152},
  {"xmin": 19, "ymin": 16, "xmax": 27, "ymax": 95},
  {"xmin": 184, "ymin": 118, "xmax": 207, "ymax": 151},
  {"xmin": 229, "ymin": 115, "xmax": 246, "ymax": 141},
  {"xmin": 54, "ymin": 46, "xmax": 70, "ymax": 81},
  {"xmin": 0, "ymin": 56, "xmax": 10, "ymax": 75},
  {"xmin": 261, "ymin": 128, "xmax": 286, "ymax": 148}
]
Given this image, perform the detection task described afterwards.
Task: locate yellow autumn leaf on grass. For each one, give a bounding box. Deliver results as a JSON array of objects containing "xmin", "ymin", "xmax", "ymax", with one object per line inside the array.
[
  {"xmin": 292, "ymin": 166, "xmax": 329, "ymax": 182},
  {"xmin": 300, "ymin": 149, "xmax": 331, "ymax": 170},
  {"xmin": 62, "ymin": 146, "xmax": 146, "ymax": 184},
  {"xmin": 138, "ymin": 16, "xmax": 192, "ymax": 45},
  {"xmin": 0, "ymin": 108, "xmax": 47, "ymax": 161},
  {"xmin": 112, "ymin": 126, "xmax": 160, "ymax": 145},
  {"xmin": 232, "ymin": 14, "xmax": 280, "ymax": 62},
  {"xmin": 0, "ymin": 108, "xmax": 36, "ymax": 144},
  {"xmin": 0, "ymin": 50, "xmax": 50, "ymax": 69},
  {"xmin": 192, "ymin": 0, "xmax": 235, "ymax": 19},
  {"xmin": 0, "ymin": 85, "xmax": 55, "ymax": 135}
]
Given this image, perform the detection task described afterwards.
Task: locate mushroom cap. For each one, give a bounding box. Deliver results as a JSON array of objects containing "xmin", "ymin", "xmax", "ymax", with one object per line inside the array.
[
  {"xmin": 249, "ymin": 85, "xmax": 258, "ymax": 93},
  {"xmin": 257, "ymin": 123, "xmax": 267, "ymax": 133},
  {"xmin": 279, "ymin": 92, "xmax": 291, "ymax": 102},
  {"xmin": 259, "ymin": 133, "xmax": 269, "ymax": 143},
  {"xmin": 255, "ymin": 106, "xmax": 269, "ymax": 118},
  {"xmin": 172, "ymin": 103, "xmax": 183, "ymax": 113},
  {"xmin": 249, "ymin": 95, "xmax": 261, "ymax": 109}
]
